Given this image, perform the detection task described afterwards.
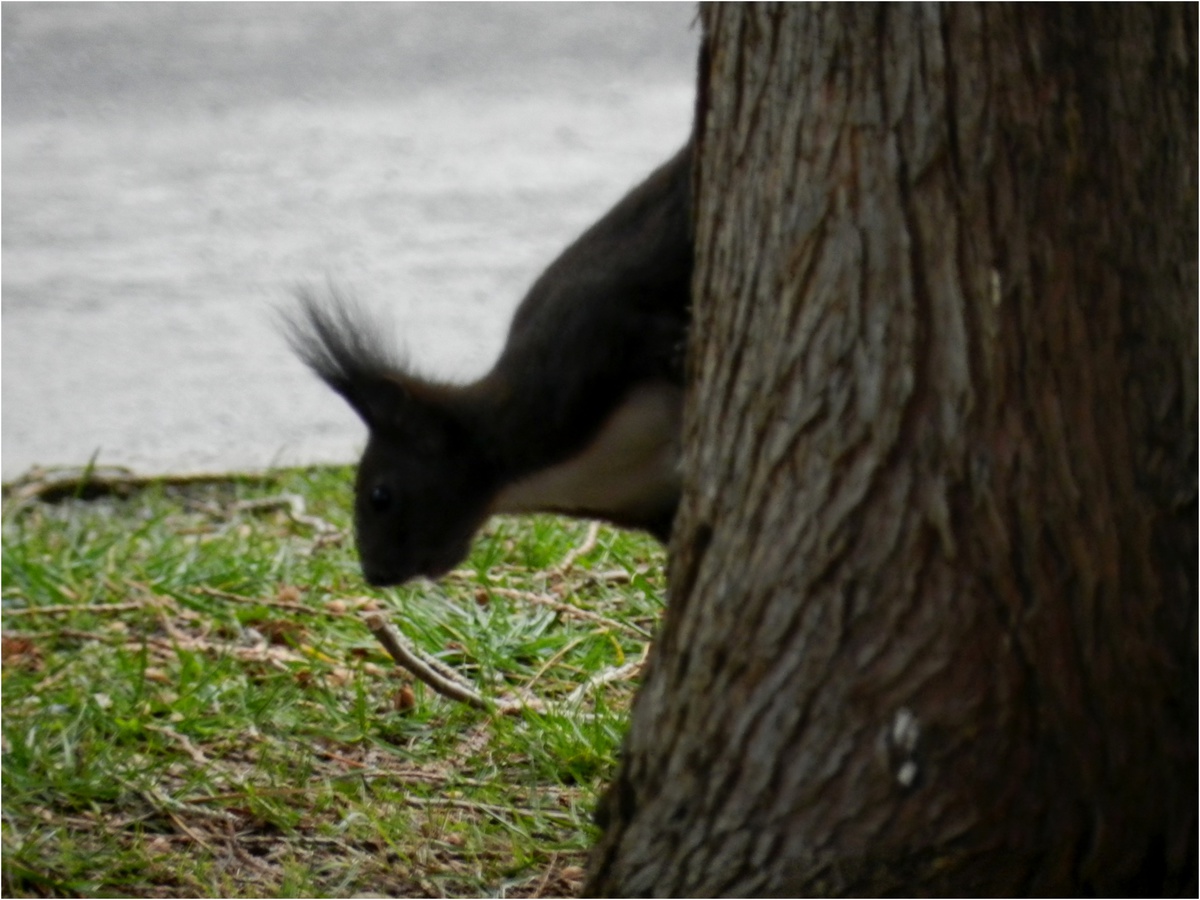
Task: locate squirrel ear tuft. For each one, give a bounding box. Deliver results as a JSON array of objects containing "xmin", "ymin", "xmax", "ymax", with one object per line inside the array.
[{"xmin": 282, "ymin": 289, "xmax": 406, "ymax": 427}]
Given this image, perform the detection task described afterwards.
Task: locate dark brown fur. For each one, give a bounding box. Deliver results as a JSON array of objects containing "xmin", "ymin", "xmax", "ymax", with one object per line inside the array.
[{"xmin": 286, "ymin": 142, "xmax": 693, "ymax": 586}]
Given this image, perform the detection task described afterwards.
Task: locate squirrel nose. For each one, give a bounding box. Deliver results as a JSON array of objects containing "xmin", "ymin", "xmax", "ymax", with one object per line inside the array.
[{"xmin": 361, "ymin": 561, "xmax": 407, "ymax": 588}]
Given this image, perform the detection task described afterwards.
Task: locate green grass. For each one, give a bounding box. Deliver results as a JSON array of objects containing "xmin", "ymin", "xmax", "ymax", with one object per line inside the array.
[{"xmin": 1, "ymin": 466, "xmax": 665, "ymax": 898}]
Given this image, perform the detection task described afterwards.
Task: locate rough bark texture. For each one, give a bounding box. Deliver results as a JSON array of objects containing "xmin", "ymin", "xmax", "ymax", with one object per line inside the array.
[{"xmin": 587, "ymin": 5, "xmax": 1196, "ymax": 896}]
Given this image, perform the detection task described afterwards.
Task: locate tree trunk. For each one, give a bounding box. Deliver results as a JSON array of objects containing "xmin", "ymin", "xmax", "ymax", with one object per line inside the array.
[{"xmin": 587, "ymin": 4, "xmax": 1196, "ymax": 896}]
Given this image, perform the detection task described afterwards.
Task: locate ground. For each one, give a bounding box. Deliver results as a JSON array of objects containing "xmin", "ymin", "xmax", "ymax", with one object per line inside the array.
[{"xmin": 2, "ymin": 466, "xmax": 666, "ymax": 898}]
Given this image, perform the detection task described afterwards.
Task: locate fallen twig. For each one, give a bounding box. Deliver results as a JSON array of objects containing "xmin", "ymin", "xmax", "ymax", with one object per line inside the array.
[
  {"xmin": 364, "ymin": 612, "xmax": 550, "ymax": 715},
  {"xmin": 363, "ymin": 613, "xmax": 493, "ymax": 711}
]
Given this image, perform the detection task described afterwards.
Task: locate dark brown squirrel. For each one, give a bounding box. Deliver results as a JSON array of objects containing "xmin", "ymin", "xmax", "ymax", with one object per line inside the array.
[{"xmin": 286, "ymin": 140, "xmax": 693, "ymax": 586}]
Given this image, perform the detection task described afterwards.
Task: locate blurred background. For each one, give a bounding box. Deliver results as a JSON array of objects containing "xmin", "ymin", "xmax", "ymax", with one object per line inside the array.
[{"xmin": 1, "ymin": 2, "xmax": 698, "ymax": 479}]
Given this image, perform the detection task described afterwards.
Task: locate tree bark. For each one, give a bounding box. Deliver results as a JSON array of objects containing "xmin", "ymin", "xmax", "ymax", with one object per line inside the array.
[{"xmin": 587, "ymin": 4, "xmax": 1196, "ymax": 896}]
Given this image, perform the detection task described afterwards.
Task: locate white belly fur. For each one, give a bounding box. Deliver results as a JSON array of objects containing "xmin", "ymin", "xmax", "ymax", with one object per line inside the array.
[{"xmin": 491, "ymin": 381, "xmax": 683, "ymax": 521}]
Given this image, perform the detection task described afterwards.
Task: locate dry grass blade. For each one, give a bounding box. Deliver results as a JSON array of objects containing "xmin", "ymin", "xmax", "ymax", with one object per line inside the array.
[
  {"xmin": 190, "ymin": 585, "xmax": 315, "ymax": 614},
  {"xmin": 401, "ymin": 796, "xmax": 576, "ymax": 827},
  {"xmin": 231, "ymin": 494, "xmax": 339, "ymax": 534},
  {"xmin": 550, "ymin": 521, "xmax": 601, "ymax": 575},
  {"xmin": 145, "ymin": 724, "xmax": 211, "ymax": 767},
  {"xmin": 566, "ymin": 647, "xmax": 649, "ymax": 705},
  {"xmin": 3, "ymin": 600, "xmax": 157, "ymax": 617},
  {"xmin": 486, "ymin": 587, "xmax": 652, "ymax": 639}
]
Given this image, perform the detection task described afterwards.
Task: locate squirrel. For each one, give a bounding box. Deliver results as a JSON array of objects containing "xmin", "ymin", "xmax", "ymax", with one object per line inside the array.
[{"xmin": 286, "ymin": 140, "xmax": 693, "ymax": 586}]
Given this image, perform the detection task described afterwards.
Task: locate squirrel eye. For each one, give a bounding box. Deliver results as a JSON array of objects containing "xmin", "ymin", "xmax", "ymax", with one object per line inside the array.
[{"xmin": 369, "ymin": 485, "xmax": 392, "ymax": 512}]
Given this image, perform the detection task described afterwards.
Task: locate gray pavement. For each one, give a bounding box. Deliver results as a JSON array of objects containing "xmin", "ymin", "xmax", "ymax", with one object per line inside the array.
[{"xmin": 2, "ymin": 2, "xmax": 698, "ymax": 479}]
